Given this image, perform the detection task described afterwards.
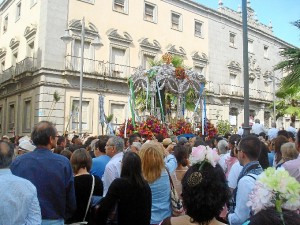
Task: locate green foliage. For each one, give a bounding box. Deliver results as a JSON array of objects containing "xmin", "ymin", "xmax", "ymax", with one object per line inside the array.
[
  {"xmin": 184, "ymin": 88, "xmax": 197, "ymax": 111},
  {"xmin": 106, "ymin": 114, "xmax": 114, "ymax": 123},
  {"xmin": 53, "ymin": 91, "xmax": 61, "ymax": 102},
  {"xmin": 216, "ymin": 120, "xmax": 231, "ymax": 136},
  {"xmin": 148, "ymin": 59, "xmax": 162, "ymax": 67},
  {"xmin": 171, "ymin": 55, "xmax": 184, "ymax": 68}
]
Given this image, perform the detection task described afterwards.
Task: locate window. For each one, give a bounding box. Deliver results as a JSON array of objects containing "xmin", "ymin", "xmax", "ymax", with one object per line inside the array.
[
  {"xmin": 171, "ymin": 12, "xmax": 182, "ymax": 31},
  {"xmin": 194, "ymin": 66, "xmax": 203, "ymax": 74},
  {"xmin": 113, "ymin": 0, "xmax": 128, "ymax": 14},
  {"xmin": 144, "ymin": 3, "xmax": 157, "ymax": 23},
  {"xmin": 195, "ymin": 20, "xmax": 203, "ymax": 37},
  {"xmin": 248, "ymin": 40, "xmax": 253, "ymax": 53},
  {"xmin": 71, "ymin": 100, "xmax": 91, "ymax": 132},
  {"xmin": 230, "ymin": 73, "xmax": 237, "ymax": 95},
  {"xmin": 72, "ymin": 39, "xmax": 94, "ymax": 72},
  {"xmin": 16, "ymin": 2, "xmax": 21, "ymax": 21},
  {"xmin": 142, "ymin": 53, "xmax": 155, "ymax": 69},
  {"xmin": 229, "ymin": 33, "xmax": 236, "ymax": 47},
  {"xmin": 23, "ymin": 100, "xmax": 31, "ymax": 131},
  {"xmin": 110, "ymin": 103, "xmax": 125, "ymax": 125},
  {"xmin": 27, "ymin": 42, "xmax": 35, "ymax": 58},
  {"xmin": 12, "ymin": 52, "xmax": 18, "ymax": 66},
  {"xmin": 264, "ymin": 46, "xmax": 269, "ymax": 58},
  {"xmin": 3, "ymin": 16, "xmax": 8, "ymax": 33},
  {"xmin": 9, "ymin": 104, "xmax": 15, "ymax": 131},
  {"xmin": 110, "ymin": 47, "xmax": 128, "ymax": 77}
]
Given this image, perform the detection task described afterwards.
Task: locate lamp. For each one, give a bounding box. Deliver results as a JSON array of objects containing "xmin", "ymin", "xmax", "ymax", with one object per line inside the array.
[{"xmin": 61, "ymin": 17, "xmax": 100, "ymax": 135}]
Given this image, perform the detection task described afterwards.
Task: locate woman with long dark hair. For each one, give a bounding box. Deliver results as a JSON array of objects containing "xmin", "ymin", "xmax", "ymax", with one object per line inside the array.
[{"xmin": 96, "ymin": 152, "xmax": 151, "ymax": 225}]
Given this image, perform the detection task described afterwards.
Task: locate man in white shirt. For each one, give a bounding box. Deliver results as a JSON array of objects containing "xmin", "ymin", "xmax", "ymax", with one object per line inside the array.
[
  {"xmin": 286, "ymin": 123, "xmax": 298, "ymax": 137},
  {"xmin": 102, "ymin": 136, "xmax": 124, "ymax": 196},
  {"xmin": 267, "ymin": 122, "xmax": 279, "ymax": 140},
  {"xmin": 228, "ymin": 135, "xmax": 263, "ymax": 225},
  {"xmin": 251, "ymin": 119, "xmax": 267, "ymax": 135}
]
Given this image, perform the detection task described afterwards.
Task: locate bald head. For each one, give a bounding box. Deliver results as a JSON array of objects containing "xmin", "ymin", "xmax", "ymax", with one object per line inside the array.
[
  {"xmin": 0, "ymin": 141, "xmax": 14, "ymax": 168},
  {"xmin": 31, "ymin": 121, "xmax": 57, "ymax": 146}
]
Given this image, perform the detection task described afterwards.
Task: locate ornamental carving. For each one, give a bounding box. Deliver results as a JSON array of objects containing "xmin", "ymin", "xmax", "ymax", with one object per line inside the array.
[{"xmin": 107, "ymin": 29, "xmax": 133, "ymax": 44}]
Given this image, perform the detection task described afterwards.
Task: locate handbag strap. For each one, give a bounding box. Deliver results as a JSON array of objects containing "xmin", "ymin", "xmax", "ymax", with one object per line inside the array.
[
  {"xmin": 165, "ymin": 167, "xmax": 175, "ymax": 190},
  {"xmin": 83, "ymin": 175, "xmax": 95, "ymax": 222}
]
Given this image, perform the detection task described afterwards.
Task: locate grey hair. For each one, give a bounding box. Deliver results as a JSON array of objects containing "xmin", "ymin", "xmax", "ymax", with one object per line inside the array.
[
  {"xmin": 255, "ymin": 119, "xmax": 260, "ymax": 123},
  {"xmin": 217, "ymin": 140, "xmax": 228, "ymax": 154},
  {"xmin": 280, "ymin": 142, "xmax": 299, "ymax": 161},
  {"xmin": 110, "ymin": 136, "xmax": 124, "ymax": 153},
  {"xmin": 0, "ymin": 141, "xmax": 14, "ymax": 169}
]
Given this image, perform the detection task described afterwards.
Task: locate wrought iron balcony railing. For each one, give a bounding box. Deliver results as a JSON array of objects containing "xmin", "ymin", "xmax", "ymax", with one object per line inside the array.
[
  {"xmin": 0, "ymin": 57, "xmax": 36, "ymax": 84},
  {"xmin": 64, "ymin": 55, "xmax": 136, "ymax": 79}
]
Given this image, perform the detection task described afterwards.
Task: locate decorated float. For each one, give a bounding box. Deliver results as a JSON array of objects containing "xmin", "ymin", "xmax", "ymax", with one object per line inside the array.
[{"xmin": 117, "ymin": 53, "xmax": 218, "ymax": 140}]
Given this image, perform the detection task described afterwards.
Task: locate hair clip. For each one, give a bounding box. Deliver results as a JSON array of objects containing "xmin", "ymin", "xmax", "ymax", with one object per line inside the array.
[{"xmin": 187, "ymin": 171, "xmax": 203, "ymax": 187}]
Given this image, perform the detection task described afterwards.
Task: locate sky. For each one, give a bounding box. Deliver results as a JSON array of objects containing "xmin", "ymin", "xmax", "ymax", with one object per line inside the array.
[{"xmin": 195, "ymin": 0, "xmax": 300, "ymax": 47}]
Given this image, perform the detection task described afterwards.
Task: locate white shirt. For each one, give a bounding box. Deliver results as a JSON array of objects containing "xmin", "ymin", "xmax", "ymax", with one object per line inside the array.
[
  {"xmin": 228, "ymin": 173, "xmax": 259, "ymax": 225},
  {"xmin": 102, "ymin": 151, "xmax": 123, "ymax": 196},
  {"xmin": 251, "ymin": 123, "xmax": 267, "ymax": 135},
  {"xmin": 228, "ymin": 161, "xmax": 243, "ymax": 189},
  {"xmin": 286, "ymin": 126, "xmax": 298, "ymax": 136},
  {"xmin": 237, "ymin": 128, "xmax": 244, "ymax": 136},
  {"xmin": 267, "ymin": 127, "xmax": 279, "ymax": 140},
  {"xmin": 218, "ymin": 152, "xmax": 230, "ymax": 172}
]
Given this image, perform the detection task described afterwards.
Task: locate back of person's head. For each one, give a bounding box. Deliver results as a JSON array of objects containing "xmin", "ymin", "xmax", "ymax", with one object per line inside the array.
[
  {"xmin": 109, "ymin": 136, "xmax": 124, "ymax": 152},
  {"xmin": 155, "ymin": 133, "xmax": 164, "ymax": 143},
  {"xmin": 121, "ymin": 152, "xmax": 146, "ymax": 188},
  {"xmin": 248, "ymin": 208, "xmax": 300, "ymax": 225},
  {"xmin": 259, "ymin": 141, "xmax": 270, "ymax": 169},
  {"xmin": 274, "ymin": 135, "xmax": 289, "ymax": 164},
  {"xmin": 0, "ymin": 141, "xmax": 14, "ymax": 169},
  {"xmin": 96, "ymin": 135, "xmax": 110, "ymax": 153},
  {"xmin": 173, "ymin": 145, "xmax": 189, "ymax": 167},
  {"xmin": 194, "ymin": 138, "xmax": 206, "ymax": 147},
  {"xmin": 255, "ymin": 118, "xmax": 260, "ymax": 123},
  {"xmin": 224, "ymin": 132, "xmax": 231, "ymax": 140},
  {"xmin": 217, "ymin": 140, "xmax": 228, "ymax": 154},
  {"xmin": 72, "ymin": 135, "xmax": 79, "ymax": 144},
  {"xmin": 239, "ymin": 135, "xmax": 261, "ymax": 161},
  {"xmin": 259, "ymin": 132, "xmax": 266, "ymax": 140},
  {"xmin": 60, "ymin": 149, "xmax": 72, "ymax": 160},
  {"xmin": 128, "ymin": 133, "xmax": 140, "ymax": 145},
  {"xmin": 70, "ymin": 149, "xmax": 92, "ymax": 174},
  {"xmin": 68, "ymin": 144, "xmax": 82, "ymax": 153},
  {"xmin": 181, "ymin": 162, "xmax": 231, "ymax": 224},
  {"xmin": 139, "ymin": 141, "xmax": 164, "ymax": 183},
  {"xmin": 278, "ymin": 130, "xmax": 288, "ymax": 138},
  {"xmin": 57, "ymin": 136, "xmax": 66, "ymax": 146},
  {"xmin": 31, "ymin": 121, "xmax": 57, "ymax": 146},
  {"xmin": 287, "ymin": 131, "xmax": 295, "ymax": 142},
  {"xmin": 228, "ymin": 134, "xmax": 241, "ymax": 146},
  {"xmin": 53, "ymin": 146, "xmax": 64, "ymax": 154},
  {"xmin": 281, "ymin": 142, "xmax": 299, "ymax": 162},
  {"xmin": 83, "ymin": 136, "xmax": 96, "ymax": 149},
  {"xmin": 271, "ymin": 122, "xmax": 277, "ymax": 128}
]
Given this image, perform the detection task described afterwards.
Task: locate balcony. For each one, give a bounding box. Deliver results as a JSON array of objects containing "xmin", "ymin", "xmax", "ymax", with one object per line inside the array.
[
  {"xmin": 0, "ymin": 57, "xmax": 36, "ymax": 84},
  {"xmin": 64, "ymin": 55, "xmax": 136, "ymax": 79}
]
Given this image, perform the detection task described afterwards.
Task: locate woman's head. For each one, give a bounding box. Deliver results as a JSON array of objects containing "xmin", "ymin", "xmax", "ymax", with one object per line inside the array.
[
  {"xmin": 139, "ymin": 141, "xmax": 165, "ymax": 183},
  {"xmin": 181, "ymin": 162, "xmax": 231, "ymax": 224},
  {"xmin": 281, "ymin": 142, "xmax": 299, "ymax": 162},
  {"xmin": 121, "ymin": 152, "xmax": 145, "ymax": 187},
  {"xmin": 247, "ymin": 208, "xmax": 300, "ymax": 225},
  {"xmin": 274, "ymin": 135, "xmax": 289, "ymax": 164},
  {"xmin": 173, "ymin": 145, "xmax": 189, "ymax": 167},
  {"xmin": 70, "ymin": 149, "xmax": 92, "ymax": 174}
]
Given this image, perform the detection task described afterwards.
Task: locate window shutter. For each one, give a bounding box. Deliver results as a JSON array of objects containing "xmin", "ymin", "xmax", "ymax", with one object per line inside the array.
[
  {"xmin": 115, "ymin": 0, "xmax": 124, "ymax": 6},
  {"xmin": 145, "ymin": 4, "xmax": 154, "ymax": 16},
  {"xmin": 195, "ymin": 22, "xmax": 202, "ymax": 35},
  {"xmin": 172, "ymin": 14, "xmax": 180, "ymax": 25}
]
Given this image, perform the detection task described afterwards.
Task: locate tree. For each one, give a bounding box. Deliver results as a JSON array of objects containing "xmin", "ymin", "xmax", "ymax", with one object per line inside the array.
[{"xmin": 274, "ymin": 20, "xmax": 300, "ymax": 122}]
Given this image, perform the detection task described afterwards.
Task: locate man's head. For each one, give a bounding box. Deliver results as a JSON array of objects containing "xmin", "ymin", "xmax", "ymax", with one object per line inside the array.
[
  {"xmin": 105, "ymin": 136, "xmax": 124, "ymax": 157},
  {"xmin": 237, "ymin": 135, "xmax": 261, "ymax": 166},
  {"xmin": 0, "ymin": 141, "xmax": 14, "ymax": 168},
  {"xmin": 57, "ymin": 136, "xmax": 67, "ymax": 148},
  {"xmin": 217, "ymin": 140, "xmax": 228, "ymax": 154},
  {"xmin": 94, "ymin": 135, "xmax": 109, "ymax": 157},
  {"xmin": 255, "ymin": 119, "xmax": 260, "ymax": 124},
  {"xmin": 31, "ymin": 121, "xmax": 58, "ymax": 149}
]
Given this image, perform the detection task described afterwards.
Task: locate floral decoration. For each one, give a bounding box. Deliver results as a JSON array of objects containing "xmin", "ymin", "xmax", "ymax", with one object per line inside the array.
[
  {"xmin": 189, "ymin": 145, "xmax": 220, "ymax": 167},
  {"xmin": 168, "ymin": 118, "xmax": 192, "ymax": 136},
  {"xmin": 162, "ymin": 52, "xmax": 173, "ymax": 64},
  {"xmin": 247, "ymin": 167, "xmax": 300, "ymax": 215},
  {"xmin": 136, "ymin": 116, "xmax": 168, "ymax": 140},
  {"xmin": 197, "ymin": 119, "xmax": 218, "ymax": 140},
  {"xmin": 118, "ymin": 118, "xmax": 138, "ymax": 138},
  {"xmin": 175, "ymin": 67, "xmax": 186, "ymax": 80}
]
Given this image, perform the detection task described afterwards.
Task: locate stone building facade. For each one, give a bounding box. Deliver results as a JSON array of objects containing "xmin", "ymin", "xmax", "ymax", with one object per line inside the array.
[{"xmin": 0, "ymin": 0, "xmax": 294, "ymax": 136}]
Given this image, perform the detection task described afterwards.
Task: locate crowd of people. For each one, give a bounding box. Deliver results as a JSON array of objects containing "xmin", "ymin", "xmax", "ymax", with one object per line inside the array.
[{"xmin": 0, "ymin": 119, "xmax": 300, "ymax": 225}]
